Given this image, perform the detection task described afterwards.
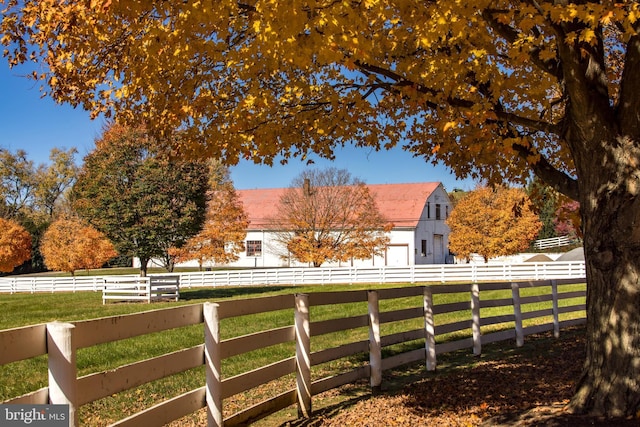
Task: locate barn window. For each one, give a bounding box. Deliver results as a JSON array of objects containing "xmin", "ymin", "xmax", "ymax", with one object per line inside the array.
[{"xmin": 246, "ymin": 240, "xmax": 262, "ymax": 257}]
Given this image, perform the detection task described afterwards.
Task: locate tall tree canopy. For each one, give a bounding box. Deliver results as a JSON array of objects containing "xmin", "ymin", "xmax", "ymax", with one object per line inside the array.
[
  {"xmin": 3, "ymin": 0, "xmax": 640, "ymax": 418},
  {"xmin": 0, "ymin": 149, "xmax": 37, "ymax": 221},
  {"xmin": 0, "ymin": 148, "xmax": 78, "ymax": 223},
  {"xmin": 33, "ymin": 148, "xmax": 79, "ymax": 218},
  {"xmin": 71, "ymin": 123, "xmax": 209, "ymax": 276},
  {"xmin": 447, "ymin": 186, "xmax": 542, "ymax": 262},
  {"xmin": 270, "ymin": 168, "xmax": 391, "ymax": 267}
]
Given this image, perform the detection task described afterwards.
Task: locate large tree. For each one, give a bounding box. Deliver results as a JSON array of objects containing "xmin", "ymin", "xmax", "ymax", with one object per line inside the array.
[
  {"xmin": 33, "ymin": 148, "xmax": 79, "ymax": 218},
  {"xmin": 447, "ymin": 186, "xmax": 542, "ymax": 262},
  {"xmin": 71, "ymin": 123, "xmax": 209, "ymax": 276},
  {"xmin": 0, "ymin": 147, "xmax": 78, "ymax": 222},
  {"xmin": 3, "ymin": 0, "xmax": 640, "ymax": 417},
  {"xmin": 0, "ymin": 149, "xmax": 37, "ymax": 221},
  {"xmin": 270, "ymin": 168, "xmax": 391, "ymax": 267}
]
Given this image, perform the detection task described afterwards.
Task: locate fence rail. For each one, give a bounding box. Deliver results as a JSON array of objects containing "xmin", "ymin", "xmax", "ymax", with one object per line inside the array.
[
  {"xmin": 0, "ymin": 279, "xmax": 587, "ymax": 426},
  {"xmin": 102, "ymin": 275, "xmax": 180, "ymax": 304},
  {"xmin": 0, "ymin": 261, "xmax": 586, "ymax": 294},
  {"xmin": 533, "ymin": 235, "xmax": 576, "ymax": 249}
]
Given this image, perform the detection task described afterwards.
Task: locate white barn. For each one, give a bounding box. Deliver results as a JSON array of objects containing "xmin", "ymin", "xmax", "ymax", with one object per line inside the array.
[{"xmin": 227, "ymin": 182, "xmax": 452, "ymax": 268}]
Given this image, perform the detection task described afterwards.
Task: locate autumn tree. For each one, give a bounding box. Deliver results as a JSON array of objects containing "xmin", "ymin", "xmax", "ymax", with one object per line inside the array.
[
  {"xmin": 71, "ymin": 123, "xmax": 209, "ymax": 276},
  {"xmin": 41, "ymin": 216, "xmax": 117, "ymax": 275},
  {"xmin": 0, "ymin": 147, "xmax": 79, "ymax": 272},
  {"xmin": 5, "ymin": 0, "xmax": 640, "ymax": 417},
  {"xmin": 554, "ymin": 200, "xmax": 582, "ymax": 240},
  {"xmin": 33, "ymin": 148, "xmax": 79, "ymax": 218},
  {"xmin": 447, "ymin": 187, "xmax": 542, "ymax": 262},
  {"xmin": 528, "ymin": 179, "xmax": 583, "ymax": 243},
  {"xmin": 526, "ymin": 179, "xmax": 559, "ymax": 241},
  {"xmin": 0, "ymin": 149, "xmax": 36, "ymax": 221},
  {"xmin": 0, "ymin": 147, "xmax": 78, "ymax": 222},
  {"xmin": 172, "ymin": 177, "xmax": 248, "ymax": 270},
  {"xmin": 0, "ymin": 217, "xmax": 31, "ymax": 273},
  {"xmin": 269, "ymin": 168, "xmax": 391, "ymax": 267}
]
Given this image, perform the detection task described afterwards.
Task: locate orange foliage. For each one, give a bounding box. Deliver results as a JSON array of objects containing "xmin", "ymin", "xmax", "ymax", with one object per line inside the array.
[
  {"xmin": 41, "ymin": 217, "xmax": 118, "ymax": 274},
  {"xmin": 554, "ymin": 200, "xmax": 582, "ymax": 239},
  {"xmin": 271, "ymin": 169, "xmax": 392, "ymax": 267},
  {"xmin": 171, "ymin": 182, "xmax": 248, "ymax": 268},
  {"xmin": 0, "ymin": 218, "xmax": 32, "ymax": 272},
  {"xmin": 447, "ymin": 187, "xmax": 542, "ymax": 262}
]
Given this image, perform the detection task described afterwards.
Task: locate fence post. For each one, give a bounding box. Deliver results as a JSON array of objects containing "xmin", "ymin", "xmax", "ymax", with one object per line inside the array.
[
  {"xmin": 423, "ymin": 286, "xmax": 436, "ymax": 371},
  {"xmin": 368, "ymin": 290, "xmax": 382, "ymax": 390},
  {"xmin": 551, "ymin": 280, "xmax": 560, "ymax": 338},
  {"xmin": 511, "ymin": 283, "xmax": 524, "ymax": 347},
  {"xmin": 295, "ymin": 293, "xmax": 312, "ymax": 418},
  {"xmin": 146, "ymin": 277, "xmax": 152, "ymax": 303},
  {"xmin": 47, "ymin": 322, "xmax": 77, "ymax": 427},
  {"xmin": 471, "ymin": 283, "xmax": 481, "ymax": 356},
  {"xmin": 204, "ymin": 302, "xmax": 222, "ymax": 427}
]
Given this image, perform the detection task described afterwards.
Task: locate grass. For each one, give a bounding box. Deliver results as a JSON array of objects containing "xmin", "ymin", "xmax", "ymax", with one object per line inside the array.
[{"xmin": 0, "ymin": 281, "xmax": 586, "ymax": 426}]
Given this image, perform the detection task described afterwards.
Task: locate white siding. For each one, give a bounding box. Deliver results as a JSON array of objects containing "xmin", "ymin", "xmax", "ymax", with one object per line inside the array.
[
  {"xmin": 142, "ymin": 183, "xmax": 452, "ymax": 269},
  {"xmin": 414, "ymin": 185, "xmax": 451, "ymax": 265}
]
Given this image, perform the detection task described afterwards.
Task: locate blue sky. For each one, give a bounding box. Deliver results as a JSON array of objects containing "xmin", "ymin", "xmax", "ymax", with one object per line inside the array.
[{"xmin": 1, "ymin": 64, "xmax": 477, "ymax": 191}]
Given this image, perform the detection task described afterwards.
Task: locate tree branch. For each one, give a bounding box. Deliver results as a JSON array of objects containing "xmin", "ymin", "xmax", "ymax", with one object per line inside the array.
[
  {"xmin": 494, "ymin": 109, "xmax": 563, "ymax": 136},
  {"xmin": 512, "ymin": 142, "xmax": 580, "ymax": 200},
  {"xmin": 481, "ymin": 8, "xmax": 563, "ymax": 80}
]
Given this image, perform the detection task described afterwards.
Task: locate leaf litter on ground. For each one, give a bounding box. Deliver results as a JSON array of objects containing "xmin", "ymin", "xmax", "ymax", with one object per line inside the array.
[{"xmin": 277, "ymin": 326, "xmax": 640, "ymax": 427}]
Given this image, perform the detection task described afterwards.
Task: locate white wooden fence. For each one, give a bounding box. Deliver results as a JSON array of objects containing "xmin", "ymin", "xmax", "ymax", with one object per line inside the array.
[
  {"xmin": 0, "ymin": 261, "xmax": 586, "ymax": 294},
  {"xmin": 0, "ymin": 279, "xmax": 586, "ymax": 426},
  {"xmin": 102, "ymin": 275, "xmax": 180, "ymax": 304},
  {"xmin": 0, "ymin": 275, "xmax": 110, "ymax": 294},
  {"xmin": 533, "ymin": 235, "xmax": 575, "ymax": 250}
]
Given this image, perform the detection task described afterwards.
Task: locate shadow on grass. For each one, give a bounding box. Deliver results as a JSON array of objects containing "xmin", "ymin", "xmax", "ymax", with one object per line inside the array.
[
  {"xmin": 276, "ymin": 327, "xmax": 638, "ymax": 427},
  {"xmin": 180, "ymin": 286, "xmax": 294, "ymax": 301}
]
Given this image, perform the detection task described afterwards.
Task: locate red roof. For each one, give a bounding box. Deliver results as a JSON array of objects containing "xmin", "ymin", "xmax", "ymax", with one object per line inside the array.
[{"xmin": 237, "ymin": 182, "xmax": 441, "ymax": 230}]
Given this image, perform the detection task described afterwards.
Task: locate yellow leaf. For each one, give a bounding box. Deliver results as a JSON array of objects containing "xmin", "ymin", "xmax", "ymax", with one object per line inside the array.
[
  {"xmin": 579, "ymin": 28, "xmax": 597, "ymax": 46},
  {"xmin": 443, "ymin": 121, "xmax": 457, "ymax": 132}
]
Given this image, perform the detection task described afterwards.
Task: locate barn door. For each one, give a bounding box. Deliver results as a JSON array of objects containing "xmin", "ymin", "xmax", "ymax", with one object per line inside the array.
[
  {"xmin": 434, "ymin": 234, "xmax": 444, "ymax": 263},
  {"xmin": 386, "ymin": 244, "xmax": 409, "ymax": 266}
]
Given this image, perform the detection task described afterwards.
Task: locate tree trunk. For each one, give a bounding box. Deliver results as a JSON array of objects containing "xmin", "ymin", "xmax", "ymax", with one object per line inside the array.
[
  {"xmin": 569, "ymin": 149, "xmax": 640, "ymax": 417},
  {"xmin": 139, "ymin": 257, "xmax": 149, "ymax": 277}
]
